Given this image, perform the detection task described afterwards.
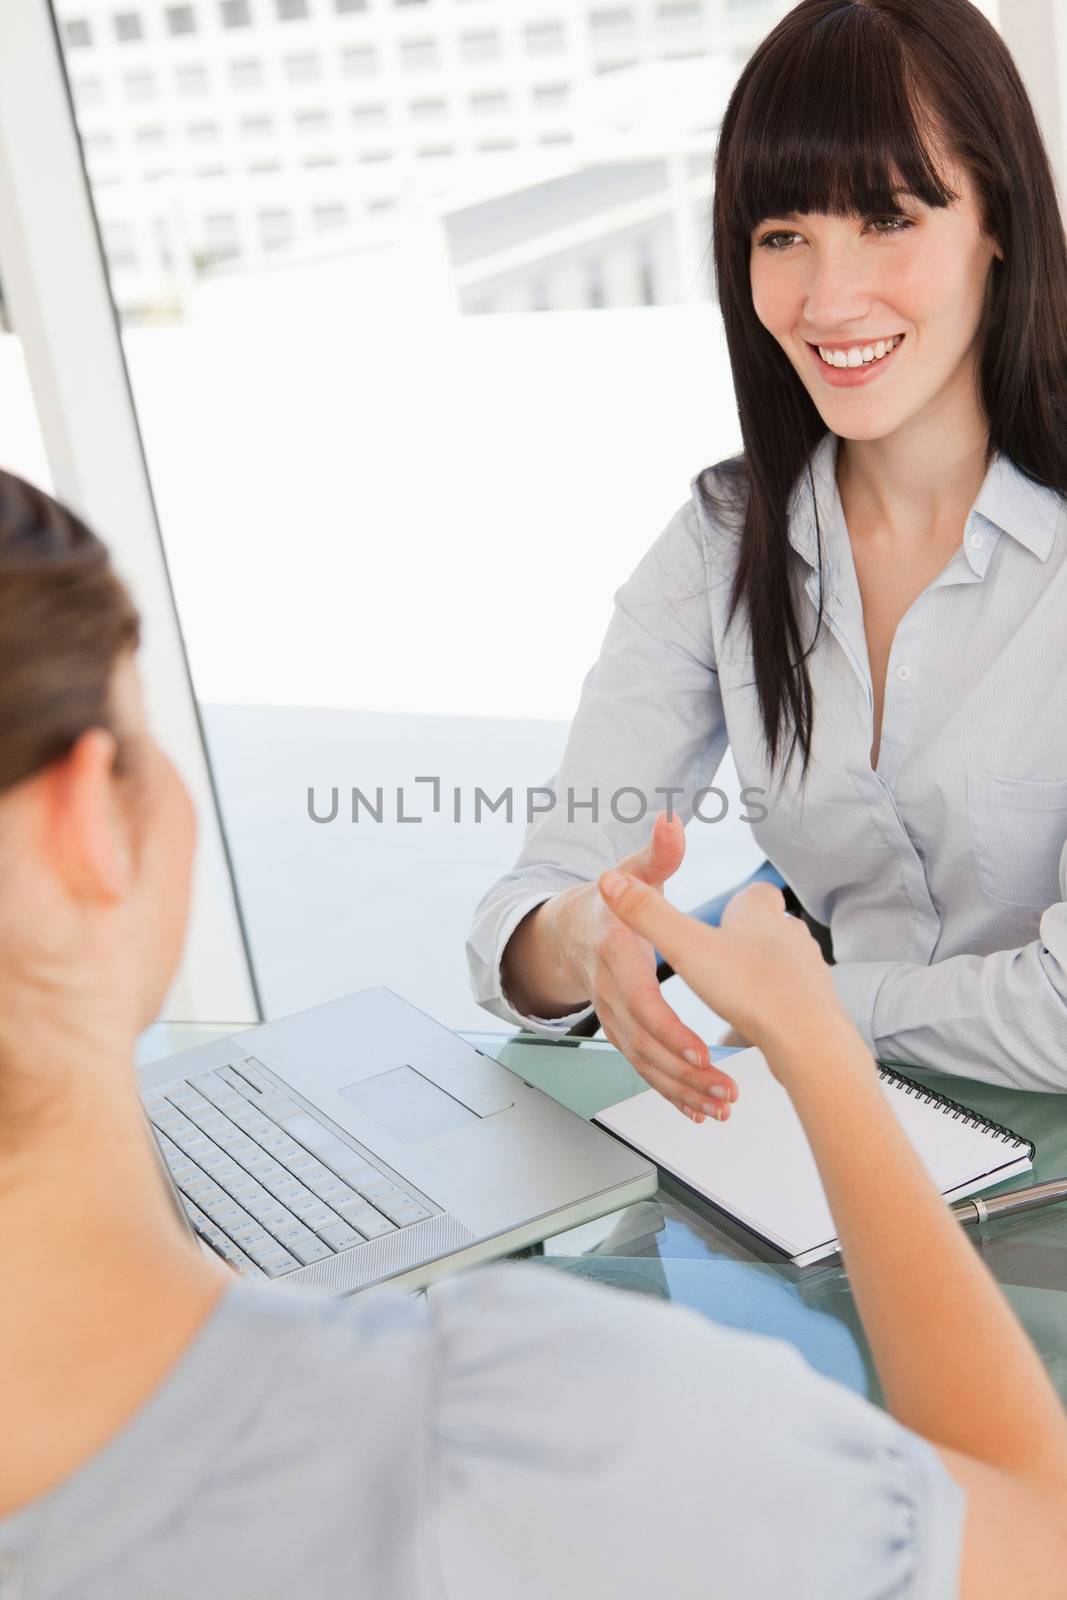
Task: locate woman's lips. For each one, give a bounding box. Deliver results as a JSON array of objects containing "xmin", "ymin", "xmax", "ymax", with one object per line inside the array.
[{"xmin": 805, "ymin": 334, "xmax": 905, "ymax": 388}]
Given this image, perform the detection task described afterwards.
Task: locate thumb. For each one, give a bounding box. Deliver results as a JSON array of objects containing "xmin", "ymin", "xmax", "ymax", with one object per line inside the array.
[
  {"xmin": 618, "ymin": 810, "xmax": 685, "ymax": 889},
  {"xmin": 597, "ymin": 866, "xmax": 715, "ymax": 977}
]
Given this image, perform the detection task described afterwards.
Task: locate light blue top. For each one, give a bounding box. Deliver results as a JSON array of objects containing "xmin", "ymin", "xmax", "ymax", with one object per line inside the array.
[
  {"xmin": 467, "ymin": 431, "xmax": 1067, "ymax": 1090},
  {"xmin": 0, "ymin": 1263, "xmax": 963, "ymax": 1598}
]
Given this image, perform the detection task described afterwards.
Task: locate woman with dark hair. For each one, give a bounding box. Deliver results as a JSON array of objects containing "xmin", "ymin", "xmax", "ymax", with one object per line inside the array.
[
  {"xmin": 469, "ymin": 0, "xmax": 1067, "ymax": 1115},
  {"xmin": 1, "ymin": 466, "xmax": 1067, "ymax": 1596}
]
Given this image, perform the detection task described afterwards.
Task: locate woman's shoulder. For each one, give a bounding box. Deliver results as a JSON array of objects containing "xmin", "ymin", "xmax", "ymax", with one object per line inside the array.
[{"xmin": 686, "ymin": 449, "xmax": 751, "ymax": 572}]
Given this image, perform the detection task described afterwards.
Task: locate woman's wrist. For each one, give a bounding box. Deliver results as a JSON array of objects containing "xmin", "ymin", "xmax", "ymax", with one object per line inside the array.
[
  {"xmin": 501, "ymin": 889, "xmax": 593, "ymax": 1018},
  {"xmin": 757, "ymin": 1005, "xmax": 871, "ymax": 1088}
]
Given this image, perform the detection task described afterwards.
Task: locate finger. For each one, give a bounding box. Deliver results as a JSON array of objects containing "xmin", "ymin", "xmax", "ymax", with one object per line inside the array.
[
  {"xmin": 599, "ymin": 867, "xmax": 718, "ymax": 981},
  {"xmin": 617, "ymin": 809, "xmax": 685, "ymax": 889},
  {"xmin": 597, "ymin": 995, "xmax": 736, "ymax": 1113},
  {"xmin": 597, "ymin": 939, "xmax": 739, "ymax": 1099},
  {"xmin": 637, "ymin": 1055, "xmax": 732, "ymax": 1122},
  {"xmin": 722, "ymin": 881, "xmax": 787, "ymax": 921}
]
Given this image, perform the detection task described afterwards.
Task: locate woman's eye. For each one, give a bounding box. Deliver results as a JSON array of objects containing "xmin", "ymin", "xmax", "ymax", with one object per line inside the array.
[
  {"xmin": 756, "ymin": 230, "xmax": 800, "ymax": 251},
  {"xmin": 755, "ymin": 215, "xmax": 914, "ymax": 250},
  {"xmin": 868, "ymin": 214, "xmax": 914, "ymax": 235}
]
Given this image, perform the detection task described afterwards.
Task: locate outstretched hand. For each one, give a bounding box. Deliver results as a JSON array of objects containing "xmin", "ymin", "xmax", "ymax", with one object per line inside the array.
[{"xmin": 597, "ymin": 870, "xmax": 843, "ymax": 1069}]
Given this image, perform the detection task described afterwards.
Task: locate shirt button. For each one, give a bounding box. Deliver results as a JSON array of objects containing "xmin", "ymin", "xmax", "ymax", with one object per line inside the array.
[
  {"xmin": 895, "ymin": 664, "xmax": 912, "ymax": 681},
  {"xmin": 969, "ymin": 533, "xmax": 983, "ymax": 549}
]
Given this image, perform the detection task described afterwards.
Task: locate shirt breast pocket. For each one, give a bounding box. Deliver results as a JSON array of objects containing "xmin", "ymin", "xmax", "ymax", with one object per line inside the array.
[{"xmin": 967, "ymin": 770, "xmax": 1067, "ymax": 907}]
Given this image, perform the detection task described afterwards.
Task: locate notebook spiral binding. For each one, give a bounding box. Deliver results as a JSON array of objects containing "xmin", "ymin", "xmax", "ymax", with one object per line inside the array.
[{"xmin": 877, "ymin": 1063, "xmax": 1035, "ymax": 1156}]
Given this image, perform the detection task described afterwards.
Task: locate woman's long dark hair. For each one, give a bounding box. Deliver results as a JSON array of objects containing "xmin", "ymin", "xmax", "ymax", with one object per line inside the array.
[{"xmin": 702, "ymin": 0, "xmax": 1067, "ymax": 783}]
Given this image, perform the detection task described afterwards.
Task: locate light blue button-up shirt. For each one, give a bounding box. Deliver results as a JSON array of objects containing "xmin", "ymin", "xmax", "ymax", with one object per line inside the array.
[
  {"xmin": 467, "ymin": 430, "xmax": 1067, "ymax": 1090},
  {"xmin": 0, "ymin": 1266, "xmax": 964, "ymax": 1598}
]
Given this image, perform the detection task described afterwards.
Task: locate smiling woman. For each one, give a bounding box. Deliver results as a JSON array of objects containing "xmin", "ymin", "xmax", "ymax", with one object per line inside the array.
[{"xmin": 470, "ymin": 0, "xmax": 1067, "ymax": 1112}]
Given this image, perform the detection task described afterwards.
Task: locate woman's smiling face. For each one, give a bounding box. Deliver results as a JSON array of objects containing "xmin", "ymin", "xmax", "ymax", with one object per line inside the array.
[{"xmin": 748, "ymin": 155, "xmax": 1003, "ymax": 441}]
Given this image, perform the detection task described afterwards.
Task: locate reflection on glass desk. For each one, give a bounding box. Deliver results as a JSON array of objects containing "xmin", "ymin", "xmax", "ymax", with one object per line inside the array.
[{"xmin": 138, "ymin": 1020, "xmax": 1067, "ymax": 1409}]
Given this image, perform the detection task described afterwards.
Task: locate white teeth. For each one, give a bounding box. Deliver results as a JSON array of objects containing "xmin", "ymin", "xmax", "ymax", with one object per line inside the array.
[{"xmin": 817, "ymin": 334, "xmax": 901, "ymax": 368}]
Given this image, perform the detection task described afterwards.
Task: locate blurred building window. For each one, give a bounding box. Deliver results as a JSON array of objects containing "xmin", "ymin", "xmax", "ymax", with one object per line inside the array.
[
  {"xmin": 352, "ymin": 102, "xmax": 388, "ymax": 126},
  {"xmin": 532, "ymin": 81, "xmax": 569, "ymax": 108},
  {"xmin": 285, "ymin": 51, "xmax": 321, "ymax": 82},
  {"xmin": 590, "ymin": 7, "xmax": 636, "ymax": 29},
  {"xmin": 123, "ymin": 69, "xmax": 156, "ymax": 101},
  {"xmin": 276, "ymin": 0, "xmax": 309, "ymax": 19},
  {"xmin": 220, "ymin": 0, "xmax": 252, "ymax": 26},
  {"xmin": 203, "ymin": 212, "xmax": 241, "ymax": 255},
  {"xmin": 312, "ymin": 202, "xmax": 349, "ymax": 228},
  {"xmin": 460, "ymin": 29, "xmax": 501, "ymax": 64},
  {"xmin": 410, "ymin": 97, "xmax": 446, "ymax": 122},
  {"xmin": 523, "ymin": 20, "xmax": 566, "ymax": 55},
  {"xmin": 72, "ymin": 75, "xmax": 105, "ymax": 107},
  {"xmin": 114, "ymin": 10, "xmax": 145, "ymax": 42},
  {"xmin": 469, "ymin": 90, "xmax": 508, "ymax": 115},
  {"xmin": 230, "ymin": 57, "xmax": 264, "ymax": 88},
  {"xmin": 63, "ymin": 17, "xmax": 92, "ymax": 47},
  {"xmin": 257, "ymin": 207, "xmax": 295, "ymax": 247},
  {"xmin": 342, "ymin": 44, "xmax": 378, "ymax": 74},
  {"xmin": 166, "ymin": 5, "xmax": 197, "ymax": 36},
  {"xmin": 400, "ymin": 36, "xmax": 441, "ymax": 71},
  {"xmin": 175, "ymin": 62, "xmax": 210, "ymax": 94}
]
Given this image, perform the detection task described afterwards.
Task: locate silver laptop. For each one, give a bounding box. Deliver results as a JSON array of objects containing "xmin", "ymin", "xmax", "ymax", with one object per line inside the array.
[{"xmin": 140, "ymin": 985, "xmax": 657, "ymax": 1297}]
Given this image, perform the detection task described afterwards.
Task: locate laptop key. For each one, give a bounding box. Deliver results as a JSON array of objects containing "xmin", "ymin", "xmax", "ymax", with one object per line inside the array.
[
  {"xmin": 337, "ymin": 1199, "xmax": 395, "ymax": 1238},
  {"xmin": 317, "ymin": 1220, "xmax": 362, "ymax": 1250},
  {"xmin": 245, "ymin": 1238, "xmax": 301, "ymax": 1275},
  {"xmin": 292, "ymin": 1238, "xmax": 333, "ymax": 1266},
  {"xmin": 373, "ymin": 1195, "xmax": 432, "ymax": 1227}
]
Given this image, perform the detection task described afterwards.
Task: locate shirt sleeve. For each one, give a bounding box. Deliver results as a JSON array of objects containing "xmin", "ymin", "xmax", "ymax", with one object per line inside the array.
[
  {"xmin": 464, "ymin": 495, "xmax": 729, "ymax": 1036},
  {"xmin": 830, "ymin": 837, "xmax": 1067, "ymax": 1090},
  {"xmin": 426, "ymin": 1263, "xmax": 965, "ymax": 1600}
]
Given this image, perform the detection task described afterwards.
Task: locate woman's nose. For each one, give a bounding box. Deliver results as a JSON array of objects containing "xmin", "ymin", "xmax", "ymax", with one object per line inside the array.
[{"xmin": 802, "ymin": 251, "xmax": 879, "ymax": 333}]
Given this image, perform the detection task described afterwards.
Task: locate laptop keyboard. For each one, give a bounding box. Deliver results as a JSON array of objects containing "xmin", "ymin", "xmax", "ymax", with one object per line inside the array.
[{"xmin": 146, "ymin": 1059, "xmax": 436, "ymax": 1279}]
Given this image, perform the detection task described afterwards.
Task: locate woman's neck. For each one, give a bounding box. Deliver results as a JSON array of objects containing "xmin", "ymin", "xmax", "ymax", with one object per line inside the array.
[
  {"xmin": 0, "ymin": 1026, "xmax": 228, "ymax": 1517},
  {"xmin": 836, "ymin": 388, "xmax": 991, "ymax": 547}
]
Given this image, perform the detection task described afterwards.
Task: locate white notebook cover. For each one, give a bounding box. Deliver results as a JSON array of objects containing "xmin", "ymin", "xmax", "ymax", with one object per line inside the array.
[{"xmin": 593, "ymin": 1047, "xmax": 1034, "ymax": 1266}]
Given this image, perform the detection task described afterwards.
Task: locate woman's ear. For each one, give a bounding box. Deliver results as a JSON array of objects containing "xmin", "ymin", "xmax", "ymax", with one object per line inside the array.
[{"xmin": 42, "ymin": 728, "xmax": 135, "ymax": 903}]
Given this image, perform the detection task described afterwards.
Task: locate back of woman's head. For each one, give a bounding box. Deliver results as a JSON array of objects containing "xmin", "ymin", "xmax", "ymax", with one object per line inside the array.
[
  {"xmin": 0, "ymin": 469, "xmax": 141, "ymax": 804},
  {"xmin": 703, "ymin": 0, "xmax": 1067, "ymax": 781}
]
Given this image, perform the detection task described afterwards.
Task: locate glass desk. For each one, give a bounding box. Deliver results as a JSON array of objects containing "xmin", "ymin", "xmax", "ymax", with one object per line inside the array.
[{"xmin": 138, "ymin": 1021, "xmax": 1067, "ymax": 1409}]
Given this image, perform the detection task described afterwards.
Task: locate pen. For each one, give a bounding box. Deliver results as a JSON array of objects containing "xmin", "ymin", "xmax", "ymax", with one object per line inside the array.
[{"xmin": 951, "ymin": 1176, "xmax": 1067, "ymax": 1226}]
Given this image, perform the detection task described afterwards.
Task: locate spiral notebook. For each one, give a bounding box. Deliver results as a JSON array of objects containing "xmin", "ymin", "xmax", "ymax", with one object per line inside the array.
[{"xmin": 592, "ymin": 1047, "xmax": 1035, "ymax": 1267}]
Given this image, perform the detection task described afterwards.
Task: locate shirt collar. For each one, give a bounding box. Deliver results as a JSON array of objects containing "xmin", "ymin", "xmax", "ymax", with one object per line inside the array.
[{"xmin": 787, "ymin": 430, "xmax": 1064, "ymax": 574}]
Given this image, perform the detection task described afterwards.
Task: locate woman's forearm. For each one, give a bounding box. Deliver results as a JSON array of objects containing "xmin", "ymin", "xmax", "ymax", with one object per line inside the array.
[
  {"xmin": 500, "ymin": 893, "xmax": 593, "ymax": 1020},
  {"xmin": 768, "ymin": 1013, "xmax": 1067, "ymax": 1490}
]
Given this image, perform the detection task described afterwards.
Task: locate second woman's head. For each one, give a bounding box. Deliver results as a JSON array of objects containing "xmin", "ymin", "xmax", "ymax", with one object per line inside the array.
[{"xmin": 0, "ymin": 472, "xmax": 196, "ymax": 1088}]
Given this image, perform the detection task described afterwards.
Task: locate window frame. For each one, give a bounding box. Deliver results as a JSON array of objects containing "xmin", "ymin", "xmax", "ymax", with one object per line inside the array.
[{"xmin": 0, "ymin": 0, "xmax": 260, "ymax": 1024}]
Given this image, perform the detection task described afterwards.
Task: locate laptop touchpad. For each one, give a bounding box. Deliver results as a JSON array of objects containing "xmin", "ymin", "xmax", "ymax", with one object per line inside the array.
[{"xmin": 340, "ymin": 1065, "xmax": 480, "ymax": 1143}]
